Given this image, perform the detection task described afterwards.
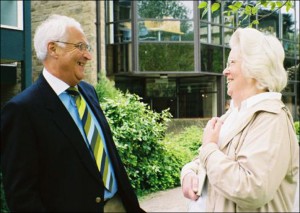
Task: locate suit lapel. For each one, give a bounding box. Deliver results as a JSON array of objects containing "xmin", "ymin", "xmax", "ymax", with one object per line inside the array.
[{"xmin": 38, "ymin": 76, "xmax": 102, "ymax": 184}]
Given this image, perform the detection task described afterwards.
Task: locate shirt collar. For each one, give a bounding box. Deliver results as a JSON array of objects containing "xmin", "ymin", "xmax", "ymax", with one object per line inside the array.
[
  {"xmin": 42, "ymin": 68, "xmax": 71, "ymax": 95},
  {"xmin": 231, "ymin": 92, "xmax": 282, "ymax": 111}
]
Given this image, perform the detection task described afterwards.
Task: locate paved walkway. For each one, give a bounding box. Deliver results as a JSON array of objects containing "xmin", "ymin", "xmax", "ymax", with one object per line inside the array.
[
  {"xmin": 139, "ymin": 186, "xmax": 299, "ymax": 212},
  {"xmin": 139, "ymin": 187, "xmax": 189, "ymax": 212}
]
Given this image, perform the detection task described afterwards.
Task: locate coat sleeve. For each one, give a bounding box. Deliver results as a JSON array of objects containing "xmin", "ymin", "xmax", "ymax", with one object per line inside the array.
[
  {"xmin": 1, "ymin": 101, "xmax": 46, "ymax": 212},
  {"xmin": 200, "ymin": 110, "xmax": 297, "ymax": 209}
]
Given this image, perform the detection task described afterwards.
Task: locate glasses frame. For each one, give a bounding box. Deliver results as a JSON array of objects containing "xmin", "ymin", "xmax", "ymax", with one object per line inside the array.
[{"xmin": 54, "ymin": 41, "xmax": 92, "ymax": 52}]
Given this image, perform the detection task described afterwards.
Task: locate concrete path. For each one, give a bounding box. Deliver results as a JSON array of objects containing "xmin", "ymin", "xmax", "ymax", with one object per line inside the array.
[
  {"xmin": 139, "ymin": 186, "xmax": 299, "ymax": 212},
  {"xmin": 139, "ymin": 187, "xmax": 189, "ymax": 212}
]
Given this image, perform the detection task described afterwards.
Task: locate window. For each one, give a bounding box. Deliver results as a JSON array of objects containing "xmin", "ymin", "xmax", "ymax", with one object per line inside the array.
[
  {"xmin": 139, "ymin": 43, "xmax": 194, "ymax": 71},
  {"xmin": 0, "ymin": 0, "xmax": 23, "ymax": 30},
  {"xmin": 200, "ymin": 44, "xmax": 223, "ymax": 73}
]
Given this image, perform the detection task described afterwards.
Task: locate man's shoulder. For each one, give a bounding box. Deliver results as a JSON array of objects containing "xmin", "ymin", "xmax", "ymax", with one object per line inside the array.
[
  {"xmin": 78, "ymin": 81, "xmax": 96, "ymax": 95},
  {"xmin": 3, "ymin": 76, "xmax": 51, "ymax": 109},
  {"xmin": 78, "ymin": 80, "xmax": 94, "ymax": 90}
]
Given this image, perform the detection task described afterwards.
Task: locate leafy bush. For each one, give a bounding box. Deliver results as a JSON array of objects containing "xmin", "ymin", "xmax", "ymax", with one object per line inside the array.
[
  {"xmin": 294, "ymin": 121, "xmax": 300, "ymax": 135},
  {"xmin": 294, "ymin": 121, "xmax": 300, "ymax": 144},
  {"xmin": 162, "ymin": 125, "xmax": 202, "ymax": 165},
  {"xmin": 95, "ymin": 75, "xmax": 184, "ymax": 195}
]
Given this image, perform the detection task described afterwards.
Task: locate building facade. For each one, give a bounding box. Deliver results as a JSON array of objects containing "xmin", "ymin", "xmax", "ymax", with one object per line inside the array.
[
  {"xmin": 105, "ymin": 0, "xmax": 299, "ymax": 119},
  {"xmin": 1, "ymin": 0, "xmax": 299, "ymax": 121}
]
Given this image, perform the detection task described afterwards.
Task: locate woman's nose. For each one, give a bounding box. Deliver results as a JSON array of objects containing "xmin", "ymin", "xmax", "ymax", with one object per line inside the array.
[{"xmin": 223, "ymin": 67, "xmax": 229, "ymax": 75}]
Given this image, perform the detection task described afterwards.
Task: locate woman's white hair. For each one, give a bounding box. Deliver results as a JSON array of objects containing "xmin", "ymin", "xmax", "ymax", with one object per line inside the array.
[
  {"xmin": 229, "ymin": 28, "xmax": 287, "ymax": 92},
  {"xmin": 34, "ymin": 14, "xmax": 84, "ymax": 61}
]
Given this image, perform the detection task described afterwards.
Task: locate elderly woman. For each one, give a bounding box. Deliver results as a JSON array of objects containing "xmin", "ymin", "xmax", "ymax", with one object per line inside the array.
[{"xmin": 181, "ymin": 28, "xmax": 299, "ymax": 212}]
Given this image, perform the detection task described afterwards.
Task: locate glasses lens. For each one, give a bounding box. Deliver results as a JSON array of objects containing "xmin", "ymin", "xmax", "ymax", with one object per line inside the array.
[
  {"xmin": 78, "ymin": 43, "xmax": 91, "ymax": 52},
  {"xmin": 86, "ymin": 44, "xmax": 91, "ymax": 52}
]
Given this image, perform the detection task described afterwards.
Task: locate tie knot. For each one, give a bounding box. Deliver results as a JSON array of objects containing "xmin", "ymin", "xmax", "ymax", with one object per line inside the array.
[{"xmin": 66, "ymin": 87, "xmax": 79, "ymax": 97}]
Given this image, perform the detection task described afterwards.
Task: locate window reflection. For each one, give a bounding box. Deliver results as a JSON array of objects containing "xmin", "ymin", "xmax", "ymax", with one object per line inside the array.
[
  {"xmin": 138, "ymin": 1, "xmax": 193, "ymax": 19},
  {"xmin": 284, "ymin": 59, "xmax": 298, "ymax": 81},
  {"xmin": 179, "ymin": 77, "xmax": 218, "ymax": 118},
  {"xmin": 283, "ymin": 40, "xmax": 295, "ymax": 57},
  {"xmin": 200, "ymin": 22, "xmax": 208, "ymax": 43},
  {"xmin": 138, "ymin": 20, "xmax": 193, "ymax": 41},
  {"xmin": 200, "ymin": 23, "xmax": 222, "ymax": 45},
  {"xmin": 281, "ymin": 6, "xmax": 296, "ymax": 41},
  {"xmin": 106, "ymin": 43, "xmax": 132, "ymax": 73},
  {"xmin": 211, "ymin": 24, "xmax": 221, "ymax": 45},
  {"xmin": 139, "ymin": 43, "xmax": 194, "ymax": 71},
  {"xmin": 224, "ymin": 28, "xmax": 234, "ymax": 45},
  {"xmin": 201, "ymin": 44, "xmax": 223, "ymax": 73},
  {"xmin": 107, "ymin": 0, "xmax": 131, "ymax": 22},
  {"xmin": 258, "ymin": 9, "xmax": 279, "ymax": 37}
]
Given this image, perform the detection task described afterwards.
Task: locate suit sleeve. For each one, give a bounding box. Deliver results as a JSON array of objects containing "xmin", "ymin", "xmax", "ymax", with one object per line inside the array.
[{"xmin": 1, "ymin": 101, "xmax": 46, "ymax": 212}]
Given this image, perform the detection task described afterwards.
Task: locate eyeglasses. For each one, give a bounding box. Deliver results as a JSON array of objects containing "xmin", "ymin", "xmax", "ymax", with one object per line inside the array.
[
  {"xmin": 54, "ymin": 41, "xmax": 92, "ymax": 52},
  {"xmin": 226, "ymin": 59, "xmax": 237, "ymax": 69}
]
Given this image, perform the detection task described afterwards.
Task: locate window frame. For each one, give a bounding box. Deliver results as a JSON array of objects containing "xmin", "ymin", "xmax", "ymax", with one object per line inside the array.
[{"xmin": 0, "ymin": 0, "xmax": 23, "ymax": 30}]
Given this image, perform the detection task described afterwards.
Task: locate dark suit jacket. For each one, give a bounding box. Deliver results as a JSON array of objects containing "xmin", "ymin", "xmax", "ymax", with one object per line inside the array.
[{"xmin": 1, "ymin": 74, "xmax": 144, "ymax": 212}]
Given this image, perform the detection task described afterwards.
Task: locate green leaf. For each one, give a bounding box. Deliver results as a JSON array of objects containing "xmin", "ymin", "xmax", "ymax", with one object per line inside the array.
[
  {"xmin": 276, "ymin": 1, "xmax": 282, "ymax": 7},
  {"xmin": 211, "ymin": 3, "xmax": 221, "ymax": 13},
  {"xmin": 198, "ymin": 1, "xmax": 207, "ymax": 9},
  {"xmin": 270, "ymin": 2, "xmax": 276, "ymax": 10},
  {"xmin": 201, "ymin": 8, "xmax": 208, "ymax": 19},
  {"xmin": 228, "ymin": 5, "xmax": 239, "ymax": 12},
  {"xmin": 252, "ymin": 19, "xmax": 259, "ymax": 25},
  {"xmin": 261, "ymin": 1, "xmax": 269, "ymax": 8},
  {"xmin": 251, "ymin": 6, "xmax": 259, "ymax": 15},
  {"xmin": 244, "ymin": 5, "xmax": 252, "ymax": 15},
  {"xmin": 233, "ymin": 1, "xmax": 243, "ymax": 8},
  {"xmin": 286, "ymin": 1, "xmax": 292, "ymax": 12}
]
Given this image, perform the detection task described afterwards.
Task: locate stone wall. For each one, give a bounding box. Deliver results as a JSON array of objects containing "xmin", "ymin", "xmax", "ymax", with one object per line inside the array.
[{"xmin": 166, "ymin": 118, "xmax": 209, "ymax": 134}]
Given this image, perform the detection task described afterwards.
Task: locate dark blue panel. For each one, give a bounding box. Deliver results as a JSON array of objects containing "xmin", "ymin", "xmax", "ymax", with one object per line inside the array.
[{"xmin": 0, "ymin": 29, "xmax": 23, "ymax": 61}]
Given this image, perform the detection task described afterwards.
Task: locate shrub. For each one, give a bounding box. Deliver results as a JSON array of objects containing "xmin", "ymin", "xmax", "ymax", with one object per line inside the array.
[
  {"xmin": 294, "ymin": 121, "xmax": 300, "ymax": 135},
  {"xmin": 95, "ymin": 75, "xmax": 183, "ymax": 195},
  {"xmin": 294, "ymin": 121, "xmax": 300, "ymax": 144},
  {"xmin": 162, "ymin": 125, "xmax": 202, "ymax": 168}
]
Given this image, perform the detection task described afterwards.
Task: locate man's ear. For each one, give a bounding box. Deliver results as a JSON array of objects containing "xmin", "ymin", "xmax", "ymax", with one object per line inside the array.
[{"xmin": 48, "ymin": 42, "xmax": 58, "ymax": 58}]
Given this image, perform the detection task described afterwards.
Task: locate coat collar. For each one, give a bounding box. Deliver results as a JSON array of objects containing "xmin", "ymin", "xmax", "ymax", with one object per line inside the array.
[{"xmin": 219, "ymin": 99, "xmax": 285, "ymax": 150}]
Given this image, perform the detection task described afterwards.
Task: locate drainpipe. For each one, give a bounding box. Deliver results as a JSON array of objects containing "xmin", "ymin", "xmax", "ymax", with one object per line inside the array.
[{"xmin": 95, "ymin": 0, "xmax": 101, "ymax": 82}]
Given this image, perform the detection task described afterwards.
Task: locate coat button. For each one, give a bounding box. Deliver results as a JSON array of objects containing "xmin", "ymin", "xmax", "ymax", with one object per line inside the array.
[{"xmin": 95, "ymin": 197, "xmax": 101, "ymax": 203}]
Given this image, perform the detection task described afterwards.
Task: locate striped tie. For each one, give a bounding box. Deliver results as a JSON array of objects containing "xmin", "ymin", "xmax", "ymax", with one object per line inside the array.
[{"xmin": 67, "ymin": 87, "xmax": 113, "ymax": 191}]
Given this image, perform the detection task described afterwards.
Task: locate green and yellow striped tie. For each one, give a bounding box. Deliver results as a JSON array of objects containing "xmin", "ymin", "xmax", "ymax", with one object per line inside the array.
[{"xmin": 67, "ymin": 87, "xmax": 113, "ymax": 191}]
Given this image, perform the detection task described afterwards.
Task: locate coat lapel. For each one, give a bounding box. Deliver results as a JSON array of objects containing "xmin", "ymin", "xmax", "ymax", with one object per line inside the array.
[
  {"xmin": 38, "ymin": 76, "xmax": 102, "ymax": 184},
  {"xmin": 219, "ymin": 99, "xmax": 284, "ymax": 150}
]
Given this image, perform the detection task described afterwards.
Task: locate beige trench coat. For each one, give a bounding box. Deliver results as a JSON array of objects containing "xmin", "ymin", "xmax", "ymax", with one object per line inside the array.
[{"xmin": 181, "ymin": 99, "xmax": 299, "ymax": 212}]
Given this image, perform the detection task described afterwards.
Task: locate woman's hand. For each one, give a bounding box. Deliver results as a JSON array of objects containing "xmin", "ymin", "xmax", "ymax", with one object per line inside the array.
[
  {"xmin": 202, "ymin": 117, "xmax": 223, "ymax": 146},
  {"xmin": 181, "ymin": 173, "xmax": 200, "ymax": 201}
]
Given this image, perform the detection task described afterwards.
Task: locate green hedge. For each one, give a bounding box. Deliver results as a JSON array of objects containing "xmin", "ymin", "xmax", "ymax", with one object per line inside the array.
[{"xmin": 95, "ymin": 75, "xmax": 185, "ymax": 195}]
